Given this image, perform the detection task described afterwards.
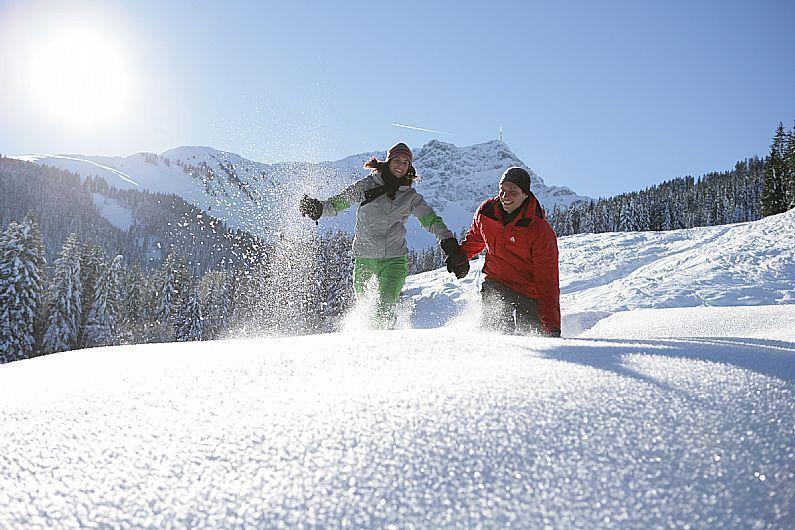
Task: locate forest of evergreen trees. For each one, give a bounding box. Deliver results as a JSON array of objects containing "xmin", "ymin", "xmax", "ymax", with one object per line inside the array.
[
  {"xmin": 0, "ymin": 210, "xmax": 357, "ymax": 363},
  {"xmin": 1, "ymin": 122, "xmax": 793, "ymax": 363}
]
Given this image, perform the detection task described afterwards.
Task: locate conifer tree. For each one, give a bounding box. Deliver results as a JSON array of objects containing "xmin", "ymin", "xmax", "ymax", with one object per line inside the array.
[
  {"xmin": 199, "ymin": 270, "xmax": 230, "ymax": 340},
  {"xmin": 118, "ymin": 264, "xmax": 144, "ymax": 344},
  {"xmin": 78, "ymin": 243, "xmax": 108, "ymax": 345},
  {"xmin": 618, "ymin": 199, "xmax": 636, "ymax": 232},
  {"xmin": 762, "ymin": 123, "xmax": 788, "ymax": 217},
  {"xmin": 577, "ymin": 203, "xmax": 594, "ymax": 233},
  {"xmin": 43, "ymin": 234, "xmax": 83, "ymax": 354},
  {"xmin": 175, "ymin": 283, "xmax": 203, "ymax": 341},
  {"xmin": 157, "ymin": 252, "xmax": 191, "ymax": 340},
  {"xmin": 636, "ymin": 198, "xmax": 651, "ymax": 231},
  {"xmin": 83, "ymin": 255, "xmax": 124, "ymax": 348},
  {"xmin": 0, "ymin": 213, "xmax": 46, "ymax": 363}
]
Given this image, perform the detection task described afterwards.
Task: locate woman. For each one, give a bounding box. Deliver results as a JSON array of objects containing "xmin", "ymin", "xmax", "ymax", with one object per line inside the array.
[{"xmin": 299, "ymin": 142, "xmax": 468, "ymax": 327}]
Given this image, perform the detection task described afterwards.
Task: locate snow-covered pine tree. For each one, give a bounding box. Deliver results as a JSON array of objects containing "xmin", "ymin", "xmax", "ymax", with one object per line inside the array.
[
  {"xmin": 43, "ymin": 234, "xmax": 83, "ymax": 354},
  {"xmin": 618, "ymin": 198, "xmax": 637, "ymax": 232},
  {"xmin": 675, "ymin": 193, "xmax": 686, "ymax": 228},
  {"xmin": 78, "ymin": 243, "xmax": 108, "ymax": 346},
  {"xmin": 596, "ymin": 202, "xmax": 610, "ymax": 233},
  {"xmin": 563, "ymin": 206, "xmax": 576, "ymax": 235},
  {"xmin": 578, "ymin": 202, "xmax": 595, "ymax": 233},
  {"xmin": 118, "ymin": 264, "xmax": 144, "ymax": 344},
  {"xmin": 0, "ymin": 213, "xmax": 46, "ymax": 363},
  {"xmin": 636, "ymin": 197, "xmax": 651, "ymax": 231},
  {"xmin": 661, "ymin": 202, "xmax": 674, "ymax": 231},
  {"xmin": 762, "ymin": 123, "xmax": 788, "ymax": 217},
  {"xmin": 83, "ymin": 255, "xmax": 124, "ymax": 348},
  {"xmin": 198, "ymin": 270, "xmax": 227, "ymax": 340},
  {"xmin": 156, "ymin": 252, "xmax": 191, "ymax": 341},
  {"xmin": 138, "ymin": 267, "xmax": 164, "ymax": 344},
  {"xmin": 175, "ymin": 283, "xmax": 203, "ymax": 342}
]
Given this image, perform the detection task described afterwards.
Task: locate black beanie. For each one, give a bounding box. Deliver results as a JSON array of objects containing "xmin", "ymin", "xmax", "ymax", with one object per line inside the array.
[{"xmin": 499, "ymin": 167, "xmax": 531, "ymax": 194}]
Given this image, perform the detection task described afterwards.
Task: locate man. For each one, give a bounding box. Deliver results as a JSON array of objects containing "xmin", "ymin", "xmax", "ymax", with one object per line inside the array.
[{"xmin": 452, "ymin": 167, "xmax": 561, "ymax": 336}]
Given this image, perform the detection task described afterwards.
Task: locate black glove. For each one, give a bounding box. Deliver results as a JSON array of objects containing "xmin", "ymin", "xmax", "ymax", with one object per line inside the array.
[
  {"xmin": 299, "ymin": 194, "xmax": 322, "ymax": 221},
  {"xmin": 440, "ymin": 237, "xmax": 470, "ymax": 279}
]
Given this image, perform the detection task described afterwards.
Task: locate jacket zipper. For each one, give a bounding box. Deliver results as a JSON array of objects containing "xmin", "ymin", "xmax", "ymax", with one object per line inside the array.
[{"xmin": 384, "ymin": 193, "xmax": 395, "ymax": 257}]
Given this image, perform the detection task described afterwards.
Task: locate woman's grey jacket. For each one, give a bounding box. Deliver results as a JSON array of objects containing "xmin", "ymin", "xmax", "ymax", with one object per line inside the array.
[{"xmin": 320, "ymin": 171, "xmax": 455, "ymax": 259}]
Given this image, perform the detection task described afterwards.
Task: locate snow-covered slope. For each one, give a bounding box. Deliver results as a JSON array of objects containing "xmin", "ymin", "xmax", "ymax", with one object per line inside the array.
[
  {"xmin": 1, "ymin": 210, "xmax": 794, "ymax": 528},
  {"xmin": 12, "ymin": 150, "xmax": 284, "ymax": 238},
  {"xmin": 405, "ymin": 209, "xmax": 795, "ymax": 335},
  {"xmin": 13, "ymin": 140, "xmax": 588, "ymax": 248},
  {"xmin": 1, "ymin": 326, "xmax": 792, "ymax": 528}
]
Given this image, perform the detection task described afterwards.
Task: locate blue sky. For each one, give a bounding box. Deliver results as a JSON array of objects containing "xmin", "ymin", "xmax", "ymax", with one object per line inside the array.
[{"xmin": 0, "ymin": 0, "xmax": 793, "ymax": 197}]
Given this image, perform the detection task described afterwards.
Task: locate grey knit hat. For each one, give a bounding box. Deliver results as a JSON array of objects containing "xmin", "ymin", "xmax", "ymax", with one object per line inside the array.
[{"xmin": 499, "ymin": 167, "xmax": 531, "ymax": 194}]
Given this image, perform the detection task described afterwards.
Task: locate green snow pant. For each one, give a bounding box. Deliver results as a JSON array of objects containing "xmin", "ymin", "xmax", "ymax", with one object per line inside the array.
[{"xmin": 353, "ymin": 256, "xmax": 408, "ymax": 328}]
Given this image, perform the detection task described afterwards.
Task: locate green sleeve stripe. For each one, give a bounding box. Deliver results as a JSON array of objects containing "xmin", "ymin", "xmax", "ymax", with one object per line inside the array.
[
  {"xmin": 418, "ymin": 212, "xmax": 443, "ymax": 228},
  {"xmin": 331, "ymin": 196, "xmax": 351, "ymax": 213}
]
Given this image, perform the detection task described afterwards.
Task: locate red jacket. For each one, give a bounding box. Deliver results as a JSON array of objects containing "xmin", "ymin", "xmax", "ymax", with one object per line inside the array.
[{"xmin": 461, "ymin": 193, "xmax": 561, "ymax": 332}]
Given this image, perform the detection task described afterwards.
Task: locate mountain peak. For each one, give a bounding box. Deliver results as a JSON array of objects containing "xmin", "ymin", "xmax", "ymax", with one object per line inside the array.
[
  {"xmin": 421, "ymin": 139, "xmax": 455, "ymax": 150},
  {"xmin": 159, "ymin": 146, "xmax": 247, "ymax": 165}
]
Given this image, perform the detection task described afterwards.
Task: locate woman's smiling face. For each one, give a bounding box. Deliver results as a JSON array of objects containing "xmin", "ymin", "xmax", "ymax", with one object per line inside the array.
[{"xmin": 388, "ymin": 155, "xmax": 411, "ymax": 178}]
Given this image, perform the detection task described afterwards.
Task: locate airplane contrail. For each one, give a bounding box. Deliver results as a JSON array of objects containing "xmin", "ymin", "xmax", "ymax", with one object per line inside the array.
[{"xmin": 392, "ymin": 123, "xmax": 452, "ymax": 135}]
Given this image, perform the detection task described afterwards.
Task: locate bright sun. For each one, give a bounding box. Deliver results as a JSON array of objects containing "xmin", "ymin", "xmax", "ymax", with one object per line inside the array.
[{"xmin": 29, "ymin": 28, "xmax": 132, "ymax": 129}]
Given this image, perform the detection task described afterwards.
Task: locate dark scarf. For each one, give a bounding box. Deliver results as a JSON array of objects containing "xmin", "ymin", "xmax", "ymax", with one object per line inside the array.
[
  {"xmin": 362, "ymin": 167, "xmax": 412, "ymax": 205},
  {"xmin": 380, "ymin": 166, "xmax": 411, "ymax": 199},
  {"xmin": 499, "ymin": 197, "xmax": 528, "ymax": 225}
]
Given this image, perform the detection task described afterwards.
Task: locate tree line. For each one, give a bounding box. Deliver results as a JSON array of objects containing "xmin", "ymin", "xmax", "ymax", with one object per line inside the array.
[{"xmin": 548, "ymin": 122, "xmax": 795, "ymax": 236}]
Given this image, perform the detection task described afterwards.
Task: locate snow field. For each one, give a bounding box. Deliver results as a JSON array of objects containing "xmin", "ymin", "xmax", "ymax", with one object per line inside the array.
[
  {"xmin": 2, "ymin": 206, "xmax": 794, "ymax": 528},
  {"xmin": 404, "ymin": 210, "xmax": 795, "ymax": 336},
  {"xmin": 0, "ymin": 329, "xmax": 793, "ymax": 529}
]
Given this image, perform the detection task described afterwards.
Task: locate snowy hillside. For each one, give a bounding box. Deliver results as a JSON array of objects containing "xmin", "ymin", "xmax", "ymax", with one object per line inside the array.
[
  {"xmin": 13, "ymin": 140, "xmax": 588, "ymax": 249},
  {"xmin": 2, "ymin": 210, "xmax": 794, "ymax": 527},
  {"xmin": 1, "ymin": 324, "xmax": 793, "ymax": 528},
  {"xmin": 405, "ymin": 208, "xmax": 795, "ymax": 335}
]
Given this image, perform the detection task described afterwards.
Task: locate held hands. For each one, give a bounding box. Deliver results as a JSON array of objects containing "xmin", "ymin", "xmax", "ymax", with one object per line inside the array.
[
  {"xmin": 447, "ymin": 256, "xmax": 470, "ymax": 279},
  {"xmin": 440, "ymin": 237, "xmax": 470, "ymax": 279},
  {"xmin": 299, "ymin": 194, "xmax": 322, "ymax": 221}
]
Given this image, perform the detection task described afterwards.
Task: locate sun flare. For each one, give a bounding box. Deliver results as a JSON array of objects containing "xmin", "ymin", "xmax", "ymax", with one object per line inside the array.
[{"xmin": 29, "ymin": 27, "xmax": 132, "ymax": 129}]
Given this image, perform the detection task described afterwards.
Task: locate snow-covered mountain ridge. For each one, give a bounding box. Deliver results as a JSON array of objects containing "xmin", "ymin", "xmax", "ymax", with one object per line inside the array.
[
  {"xmin": 412, "ymin": 139, "xmax": 581, "ymax": 213},
  {"xmin": 13, "ymin": 140, "xmax": 588, "ymax": 248}
]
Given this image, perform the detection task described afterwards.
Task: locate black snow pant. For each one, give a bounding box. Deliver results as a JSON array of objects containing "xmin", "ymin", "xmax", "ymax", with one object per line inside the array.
[{"xmin": 480, "ymin": 278, "xmax": 543, "ymax": 335}]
